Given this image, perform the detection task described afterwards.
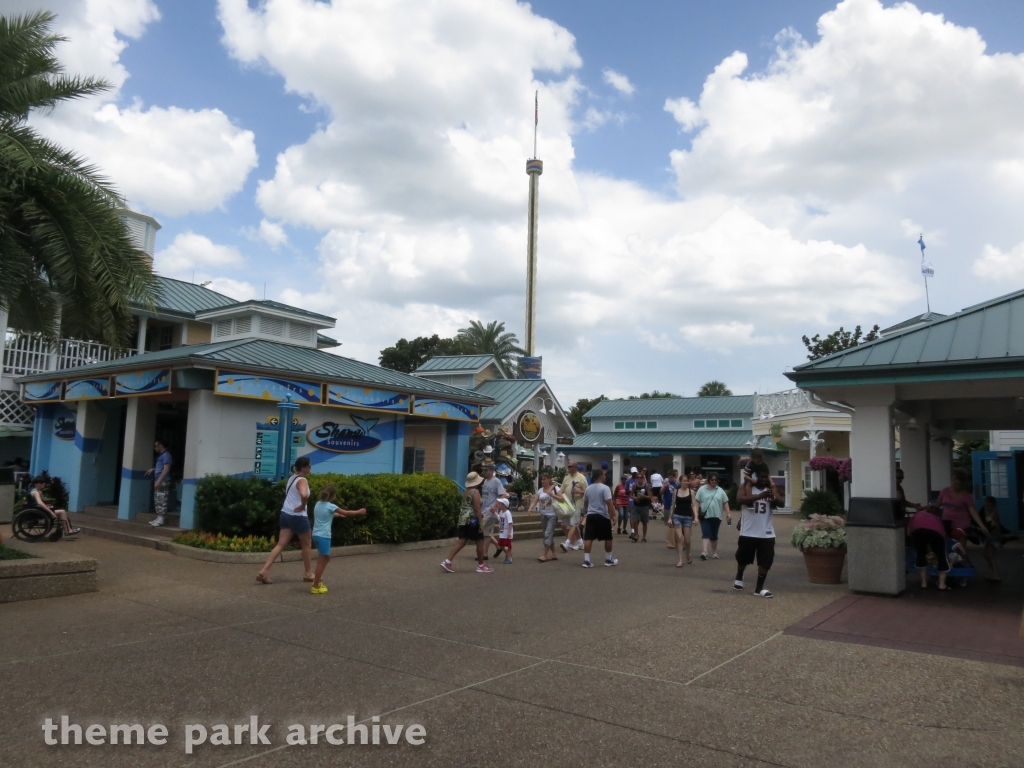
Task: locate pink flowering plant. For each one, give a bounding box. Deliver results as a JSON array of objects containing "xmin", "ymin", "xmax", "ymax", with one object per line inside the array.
[
  {"xmin": 791, "ymin": 514, "xmax": 847, "ymax": 551},
  {"xmin": 807, "ymin": 456, "xmax": 852, "ymax": 483}
]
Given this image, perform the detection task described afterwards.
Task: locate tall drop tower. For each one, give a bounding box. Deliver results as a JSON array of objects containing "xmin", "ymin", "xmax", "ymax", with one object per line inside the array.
[{"xmin": 524, "ymin": 91, "xmax": 543, "ymax": 361}]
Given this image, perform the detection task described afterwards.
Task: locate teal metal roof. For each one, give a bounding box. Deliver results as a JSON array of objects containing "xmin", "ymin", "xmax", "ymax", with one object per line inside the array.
[
  {"xmin": 416, "ymin": 355, "xmax": 501, "ymax": 373},
  {"xmin": 586, "ymin": 395, "xmax": 754, "ymax": 419},
  {"xmin": 195, "ymin": 299, "xmax": 335, "ymax": 324},
  {"xmin": 879, "ymin": 311, "xmax": 946, "ymax": 336},
  {"xmin": 317, "ymin": 333, "xmax": 340, "ymax": 348},
  {"xmin": 789, "ymin": 288, "xmax": 1024, "ymax": 385},
  {"xmin": 18, "ymin": 339, "xmax": 495, "ymax": 404},
  {"xmin": 144, "ymin": 277, "xmax": 236, "ymax": 317},
  {"xmin": 474, "ymin": 378, "xmax": 546, "ymax": 422},
  {"xmin": 572, "ymin": 430, "xmax": 776, "ymax": 451}
]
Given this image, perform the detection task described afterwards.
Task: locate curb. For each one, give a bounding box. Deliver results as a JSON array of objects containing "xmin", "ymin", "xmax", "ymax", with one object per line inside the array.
[{"xmin": 166, "ymin": 537, "xmax": 459, "ymax": 564}]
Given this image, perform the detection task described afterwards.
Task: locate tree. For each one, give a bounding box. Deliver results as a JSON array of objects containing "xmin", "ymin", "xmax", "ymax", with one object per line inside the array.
[
  {"xmin": 378, "ymin": 334, "xmax": 472, "ymax": 373},
  {"xmin": 456, "ymin": 320, "xmax": 524, "ymax": 375},
  {"xmin": 567, "ymin": 395, "xmax": 606, "ymax": 435},
  {"xmin": 628, "ymin": 390, "xmax": 680, "ymax": 400},
  {"xmin": 801, "ymin": 324, "xmax": 880, "ymax": 361},
  {"xmin": 0, "ymin": 12, "xmax": 157, "ymax": 347},
  {"xmin": 697, "ymin": 381, "xmax": 732, "ymax": 397}
]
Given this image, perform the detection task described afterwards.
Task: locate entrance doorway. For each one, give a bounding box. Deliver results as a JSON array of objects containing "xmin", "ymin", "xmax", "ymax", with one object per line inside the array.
[{"xmin": 154, "ymin": 400, "xmax": 189, "ymax": 512}]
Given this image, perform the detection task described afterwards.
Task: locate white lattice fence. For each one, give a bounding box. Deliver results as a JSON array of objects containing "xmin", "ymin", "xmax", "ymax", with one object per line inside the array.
[{"xmin": 0, "ymin": 390, "xmax": 34, "ymax": 427}]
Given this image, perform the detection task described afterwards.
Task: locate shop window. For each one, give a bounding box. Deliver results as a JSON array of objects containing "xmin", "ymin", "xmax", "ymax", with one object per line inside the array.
[
  {"xmin": 403, "ymin": 447, "xmax": 425, "ymax": 474},
  {"xmin": 647, "ymin": 421, "xmax": 657, "ymax": 429},
  {"xmin": 706, "ymin": 420, "xmax": 717, "ymax": 428},
  {"xmin": 614, "ymin": 422, "xmax": 624, "ymax": 430},
  {"xmin": 624, "ymin": 421, "xmax": 635, "ymax": 429},
  {"xmin": 731, "ymin": 419, "xmax": 743, "ymax": 428},
  {"xmin": 636, "ymin": 422, "xmax": 646, "ymax": 429},
  {"xmin": 694, "ymin": 420, "xmax": 705, "ymax": 429}
]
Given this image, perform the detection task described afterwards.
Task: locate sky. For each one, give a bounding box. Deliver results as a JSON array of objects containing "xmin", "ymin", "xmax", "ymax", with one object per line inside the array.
[{"xmin": 11, "ymin": 0, "xmax": 1024, "ymax": 406}]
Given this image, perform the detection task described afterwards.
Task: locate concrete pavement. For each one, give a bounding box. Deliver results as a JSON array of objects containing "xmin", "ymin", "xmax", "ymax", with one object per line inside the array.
[{"xmin": 3, "ymin": 517, "xmax": 1023, "ymax": 767}]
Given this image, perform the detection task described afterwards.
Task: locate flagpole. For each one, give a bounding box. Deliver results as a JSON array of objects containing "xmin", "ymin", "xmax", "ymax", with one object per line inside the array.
[
  {"xmin": 924, "ymin": 273, "xmax": 930, "ymax": 314},
  {"xmin": 918, "ymin": 233, "xmax": 932, "ymax": 314}
]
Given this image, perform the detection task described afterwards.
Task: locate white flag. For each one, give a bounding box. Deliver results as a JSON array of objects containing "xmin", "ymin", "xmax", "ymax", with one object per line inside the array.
[{"xmin": 921, "ymin": 259, "xmax": 934, "ymax": 278}]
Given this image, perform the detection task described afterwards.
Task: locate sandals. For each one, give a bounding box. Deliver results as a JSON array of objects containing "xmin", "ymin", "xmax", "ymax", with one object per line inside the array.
[
  {"xmin": 303, "ymin": 575, "xmax": 316, "ymax": 583},
  {"xmin": 256, "ymin": 573, "xmax": 273, "ymax": 584}
]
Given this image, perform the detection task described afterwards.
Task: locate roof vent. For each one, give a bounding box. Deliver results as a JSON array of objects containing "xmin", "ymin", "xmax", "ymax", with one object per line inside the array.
[
  {"xmin": 288, "ymin": 322, "xmax": 311, "ymax": 341},
  {"xmin": 234, "ymin": 316, "xmax": 252, "ymax": 334},
  {"xmin": 261, "ymin": 316, "xmax": 284, "ymax": 336},
  {"xmin": 215, "ymin": 320, "xmax": 232, "ymax": 338}
]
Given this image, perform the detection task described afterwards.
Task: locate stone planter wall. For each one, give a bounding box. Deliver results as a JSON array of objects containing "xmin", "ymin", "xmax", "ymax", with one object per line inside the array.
[{"xmin": 0, "ymin": 546, "xmax": 98, "ymax": 603}]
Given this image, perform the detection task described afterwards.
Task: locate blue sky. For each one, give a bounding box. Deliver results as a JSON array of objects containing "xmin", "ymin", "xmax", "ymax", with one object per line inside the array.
[{"xmin": 20, "ymin": 0, "xmax": 1024, "ymax": 403}]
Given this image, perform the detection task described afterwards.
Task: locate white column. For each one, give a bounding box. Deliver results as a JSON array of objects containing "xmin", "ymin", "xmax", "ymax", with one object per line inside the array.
[
  {"xmin": 672, "ymin": 453, "xmax": 683, "ymax": 476},
  {"xmin": 0, "ymin": 307, "xmax": 7, "ymax": 377},
  {"xmin": 898, "ymin": 424, "xmax": 928, "ymax": 506},
  {"xmin": 136, "ymin": 316, "xmax": 149, "ymax": 355},
  {"xmin": 180, "ymin": 390, "xmax": 219, "ymax": 529},
  {"xmin": 611, "ymin": 454, "xmax": 622, "ymax": 487},
  {"xmin": 117, "ymin": 397, "xmax": 157, "ymax": 520},
  {"xmin": 850, "ymin": 404, "xmax": 895, "ymax": 498}
]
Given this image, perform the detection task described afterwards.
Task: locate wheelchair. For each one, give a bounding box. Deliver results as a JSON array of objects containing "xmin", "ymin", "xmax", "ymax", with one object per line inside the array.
[{"xmin": 12, "ymin": 506, "xmax": 63, "ymax": 542}]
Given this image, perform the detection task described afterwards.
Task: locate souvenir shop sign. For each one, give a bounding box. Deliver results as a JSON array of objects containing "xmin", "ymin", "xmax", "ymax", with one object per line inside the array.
[
  {"xmin": 23, "ymin": 381, "xmax": 62, "ymax": 402},
  {"xmin": 216, "ymin": 370, "xmax": 321, "ymax": 403},
  {"xmin": 327, "ymin": 384, "xmax": 409, "ymax": 413},
  {"xmin": 64, "ymin": 377, "xmax": 110, "ymax": 401},
  {"xmin": 54, "ymin": 416, "xmax": 76, "ymax": 440},
  {"xmin": 411, "ymin": 398, "xmax": 479, "ymax": 421},
  {"xmin": 307, "ymin": 416, "xmax": 382, "ymax": 453},
  {"xmin": 515, "ymin": 410, "xmax": 542, "ymax": 443},
  {"xmin": 115, "ymin": 369, "xmax": 171, "ymax": 397}
]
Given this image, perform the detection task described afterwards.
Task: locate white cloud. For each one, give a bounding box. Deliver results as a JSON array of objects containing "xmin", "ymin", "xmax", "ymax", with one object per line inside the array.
[
  {"xmin": 245, "ymin": 219, "xmax": 289, "ymax": 249},
  {"xmin": 11, "ymin": 0, "xmax": 257, "ymax": 217},
  {"xmin": 974, "ymin": 243, "xmax": 1024, "ymax": 281},
  {"xmin": 196, "ymin": 0, "xmax": 1024, "ymax": 401},
  {"xmin": 602, "ymin": 67, "xmax": 635, "ymax": 95},
  {"xmin": 205, "ymin": 278, "xmax": 258, "ymax": 302},
  {"xmin": 154, "ymin": 232, "xmax": 245, "ymax": 276}
]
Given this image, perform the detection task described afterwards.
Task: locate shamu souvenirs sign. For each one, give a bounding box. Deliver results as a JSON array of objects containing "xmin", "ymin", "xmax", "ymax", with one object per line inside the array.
[{"xmin": 307, "ymin": 416, "xmax": 382, "ymax": 453}]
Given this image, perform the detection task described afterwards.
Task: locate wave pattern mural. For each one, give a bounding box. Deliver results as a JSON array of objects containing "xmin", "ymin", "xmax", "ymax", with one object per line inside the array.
[{"xmin": 215, "ymin": 370, "xmax": 321, "ymax": 403}]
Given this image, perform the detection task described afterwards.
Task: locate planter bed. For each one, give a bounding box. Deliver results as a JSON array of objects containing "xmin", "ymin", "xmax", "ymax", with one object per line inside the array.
[{"xmin": 0, "ymin": 543, "xmax": 98, "ymax": 603}]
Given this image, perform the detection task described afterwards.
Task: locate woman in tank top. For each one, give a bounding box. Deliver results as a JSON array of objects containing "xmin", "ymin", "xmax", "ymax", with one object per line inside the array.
[{"xmin": 257, "ymin": 456, "xmax": 315, "ymax": 584}]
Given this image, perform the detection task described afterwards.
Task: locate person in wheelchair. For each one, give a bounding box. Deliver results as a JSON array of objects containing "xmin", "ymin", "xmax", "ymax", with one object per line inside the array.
[{"xmin": 27, "ymin": 477, "xmax": 80, "ymax": 537}]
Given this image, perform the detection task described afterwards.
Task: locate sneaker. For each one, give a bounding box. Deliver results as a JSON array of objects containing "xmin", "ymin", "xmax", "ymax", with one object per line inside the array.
[
  {"xmin": 604, "ymin": 557, "xmax": 619, "ymax": 567},
  {"xmin": 755, "ymin": 589, "xmax": 774, "ymax": 598},
  {"xmin": 503, "ymin": 558, "xmax": 512, "ymax": 564},
  {"xmin": 475, "ymin": 564, "xmax": 494, "ymax": 573},
  {"xmin": 65, "ymin": 527, "xmax": 81, "ymax": 536},
  {"xmin": 559, "ymin": 541, "xmax": 568, "ymax": 553},
  {"xmin": 572, "ymin": 543, "xmax": 584, "ymax": 551},
  {"xmin": 712, "ymin": 553, "xmax": 719, "ymax": 559},
  {"xmin": 310, "ymin": 583, "xmax": 328, "ymax": 595},
  {"xmin": 149, "ymin": 516, "xmax": 164, "ymax": 527},
  {"xmin": 581, "ymin": 560, "xmax": 594, "ymax": 568},
  {"xmin": 733, "ymin": 580, "xmax": 744, "ymax": 591},
  {"xmin": 440, "ymin": 560, "xmax": 454, "ymax": 573},
  {"xmin": 700, "ymin": 552, "xmax": 707, "ymax": 561}
]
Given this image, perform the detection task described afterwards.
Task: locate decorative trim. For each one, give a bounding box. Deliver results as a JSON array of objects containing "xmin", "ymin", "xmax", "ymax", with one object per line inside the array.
[
  {"xmin": 114, "ymin": 369, "xmax": 171, "ymax": 397},
  {"xmin": 23, "ymin": 381, "xmax": 62, "ymax": 402},
  {"xmin": 64, "ymin": 377, "xmax": 111, "ymax": 401},
  {"xmin": 326, "ymin": 384, "xmax": 410, "ymax": 413},
  {"xmin": 411, "ymin": 397, "xmax": 479, "ymax": 421},
  {"xmin": 214, "ymin": 369, "xmax": 321, "ymax": 403}
]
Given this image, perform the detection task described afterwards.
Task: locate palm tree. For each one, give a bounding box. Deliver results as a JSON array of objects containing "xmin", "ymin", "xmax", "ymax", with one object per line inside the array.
[
  {"xmin": 697, "ymin": 381, "xmax": 732, "ymax": 397},
  {"xmin": 0, "ymin": 11, "xmax": 157, "ymax": 347},
  {"xmin": 456, "ymin": 320, "xmax": 524, "ymax": 375}
]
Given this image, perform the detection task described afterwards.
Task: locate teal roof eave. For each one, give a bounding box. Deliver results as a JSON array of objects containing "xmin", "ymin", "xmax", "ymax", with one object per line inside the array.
[
  {"xmin": 787, "ymin": 361, "xmax": 1024, "ymax": 389},
  {"xmin": 584, "ymin": 395, "xmax": 755, "ymax": 419},
  {"xmin": 16, "ymin": 339, "xmax": 497, "ymax": 405},
  {"xmin": 195, "ymin": 299, "xmax": 336, "ymax": 324},
  {"xmin": 571, "ymin": 430, "xmax": 761, "ymax": 450},
  {"xmin": 416, "ymin": 355, "xmax": 504, "ymax": 375}
]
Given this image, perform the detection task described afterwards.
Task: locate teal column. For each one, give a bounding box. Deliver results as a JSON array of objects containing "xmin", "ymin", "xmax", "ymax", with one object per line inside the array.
[{"xmin": 445, "ymin": 421, "xmax": 470, "ymax": 487}]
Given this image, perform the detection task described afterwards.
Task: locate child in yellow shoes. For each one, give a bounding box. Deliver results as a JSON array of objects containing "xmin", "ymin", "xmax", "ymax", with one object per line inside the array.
[{"xmin": 310, "ymin": 484, "xmax": 366, "ymax": 594}]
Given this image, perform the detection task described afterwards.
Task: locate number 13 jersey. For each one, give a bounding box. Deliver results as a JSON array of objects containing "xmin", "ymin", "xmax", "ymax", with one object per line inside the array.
[{"xmin": 739, "ymin": 496, "xmax": 775, "ymax": 539}]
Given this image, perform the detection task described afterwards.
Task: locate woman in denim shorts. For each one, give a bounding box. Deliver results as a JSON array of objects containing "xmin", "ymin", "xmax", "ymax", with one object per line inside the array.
[{"xmin": 257, "ymin": 457, "xmax": 314, "ymax": 584}]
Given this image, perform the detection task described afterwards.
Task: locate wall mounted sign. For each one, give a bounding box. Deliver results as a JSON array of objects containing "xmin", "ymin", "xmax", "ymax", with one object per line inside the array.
[
  {"xmin": 64, "ymin": 377, "xmax": 110, "ymax": 401},
  {"xmin": 307, "ymin": 416, "xmax": 382, "ymax": 453},
  {"xmin": 216, "ymin": 370, "xmax": 321, "ymax": 403},
  {"xmin": 327, "ymin": 384, "xmax": 409, "ymax": 413},
  {"xmin": 628, "ymin": 451, "xmax": 659, "ymax": 457},
  {"xmin": 411, "ymin": 398, "xmax": 479, "ymax": 421},
  {"xmin": 23, "ymin": 381, "xmax": 62, "ymax": 402},
  {"xmin": 520, "ymin": 356, "xmax": 542, "ymax": 380},
  {"xmin": 54, "ymin": 416, "xmax": 76, "ymax": 440},
  {"xmin": 115, "ymin": 369, "xmax": 171, "ymax": 397},
  {"xmin": 515, "ymin": 410, "xmax": 542, "ymax": 443}
]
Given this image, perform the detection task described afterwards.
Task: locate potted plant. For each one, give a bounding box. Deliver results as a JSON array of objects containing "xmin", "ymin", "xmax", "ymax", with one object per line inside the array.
[{"xmin": 791, "ymin": 513, "xmax": 847, "ymax": 584}]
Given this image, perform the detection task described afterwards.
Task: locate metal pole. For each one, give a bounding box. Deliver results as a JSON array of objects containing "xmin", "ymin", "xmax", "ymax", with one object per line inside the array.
[
  {"xmin": 524, "ymin": 159, "xmax": 543, "ymax": 357},
  {"xmin": 924, "ymin": 275, "xmax": 931, "ymax": 314}
]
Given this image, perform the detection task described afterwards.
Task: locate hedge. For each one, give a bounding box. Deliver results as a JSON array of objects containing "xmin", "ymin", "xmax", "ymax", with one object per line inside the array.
[{"xmin": 194, "ymin": 472, "xmax": 462, "ymax": 546}]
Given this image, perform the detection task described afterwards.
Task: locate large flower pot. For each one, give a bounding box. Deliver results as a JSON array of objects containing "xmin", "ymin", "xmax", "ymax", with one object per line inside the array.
[{"xmin": 802, "ymin": 547, "xmax": 846, "ymax": 584}]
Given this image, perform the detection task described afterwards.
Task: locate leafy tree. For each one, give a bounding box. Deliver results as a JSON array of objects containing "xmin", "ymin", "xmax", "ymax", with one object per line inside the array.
[
  {"xmin": 567, "ymin": 395, "xmax": 606, "ymax": 434},
  {"xmin": 801, "ymin": 324, "xmax": 880, "ymax": 361},
  {"xmin": 697, "ymin": 381, "xmax": 732, "ymax": 397},
  {"xmin": 378, "ymin": 334, "xmax": 472, "ymax": 373},
  {"xmin": 0, "ymin": 12, "xmax": 157, "ymax": 346},
  {"xmin": 628, "ymin": 390, "xmax": 680, "ymax": 400},
  {"xmin": 456, "ymin": 320, "xmax": 524, "ymax": 375}
]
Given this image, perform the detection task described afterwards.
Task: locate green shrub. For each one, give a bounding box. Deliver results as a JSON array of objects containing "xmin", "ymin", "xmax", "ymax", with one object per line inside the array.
[
  {"xmin": 172, "ymin": 531, "xmax": 277, "ymax": 553},
  {"xmin": 799, "ymin": 489, "xmax": 843, "ymax": 518},
  {"xmin": 193, "ymin": 472, "xmax": 462, "ymax": 546},
  {"xmin": 0, "ymin": 543, "xmax": 35, "ymax": 560}
]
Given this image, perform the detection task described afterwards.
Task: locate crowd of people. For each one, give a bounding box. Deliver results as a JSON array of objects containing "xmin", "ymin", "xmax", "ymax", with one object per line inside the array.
[{"xmin": 438, "ymin": 449, "xmax": 782, "ymax": 597}]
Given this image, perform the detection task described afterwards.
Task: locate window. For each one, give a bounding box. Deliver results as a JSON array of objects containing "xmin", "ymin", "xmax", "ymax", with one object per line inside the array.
[
  {"xmin": 636, "ymin": 422, "xmax": 646, "ymax": 429},
  {"xmin": 159, "ymin": 325, "xmax": 174, "ymax": 351},
  {"xmin": 624, "ymin": 421, "xmax": 635, "ymax": 429},
  {"xmin": 694, "ymin": 420, "xmax": 705, "ymax": 429},
  {"xmin": 731, "ymin": 419, "xmax": 743, "ymax": 428},
  {"xmin": 403, "ymin": 447, "xmax": 425, "ymax": 474},
  {"xmin": 647, "ymin": 421, "xmax": 657, "ymax": 429},
  {"xmin": 614, "ymin": 422, "xmax": 624, "ymax": 430},
  {"xmin": 706, "ymin": 420, "xmax": 718, "ymax": 428}
]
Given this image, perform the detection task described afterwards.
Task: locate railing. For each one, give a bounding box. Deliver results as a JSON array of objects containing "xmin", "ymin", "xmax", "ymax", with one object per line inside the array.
[
  {"xmin": 754, "ymin": 388, "xmax": 838, "ymax": 419},
  {"xmin": 2, "ymin": 330, "xmax": 135, "ymax": 377}
]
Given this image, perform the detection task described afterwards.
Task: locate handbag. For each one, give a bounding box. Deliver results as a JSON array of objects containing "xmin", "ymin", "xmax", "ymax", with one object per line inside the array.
[{"xmin": 554, "ymin": 496, "xmax": 576, "ymax": 520}]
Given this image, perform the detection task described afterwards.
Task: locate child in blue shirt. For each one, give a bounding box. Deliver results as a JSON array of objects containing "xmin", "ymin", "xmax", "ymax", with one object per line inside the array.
[{"xmin": 311, "ymin": 484, "xmax": 366, "ymax": 594}]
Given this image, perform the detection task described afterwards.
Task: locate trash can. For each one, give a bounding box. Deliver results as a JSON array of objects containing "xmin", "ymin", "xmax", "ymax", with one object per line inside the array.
[{"xmin": 846, "ymin": 497, "xmax": 905, "ymax": 595}]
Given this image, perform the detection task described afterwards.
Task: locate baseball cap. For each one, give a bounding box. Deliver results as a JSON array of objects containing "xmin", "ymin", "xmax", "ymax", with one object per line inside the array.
[
  {"xmin": 630, "ymin": 466, "xmax": 638, "ymax": 473},
  {"xmin": 495, "ymin": 497, "xmax": 510, "ymax": 507}
]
